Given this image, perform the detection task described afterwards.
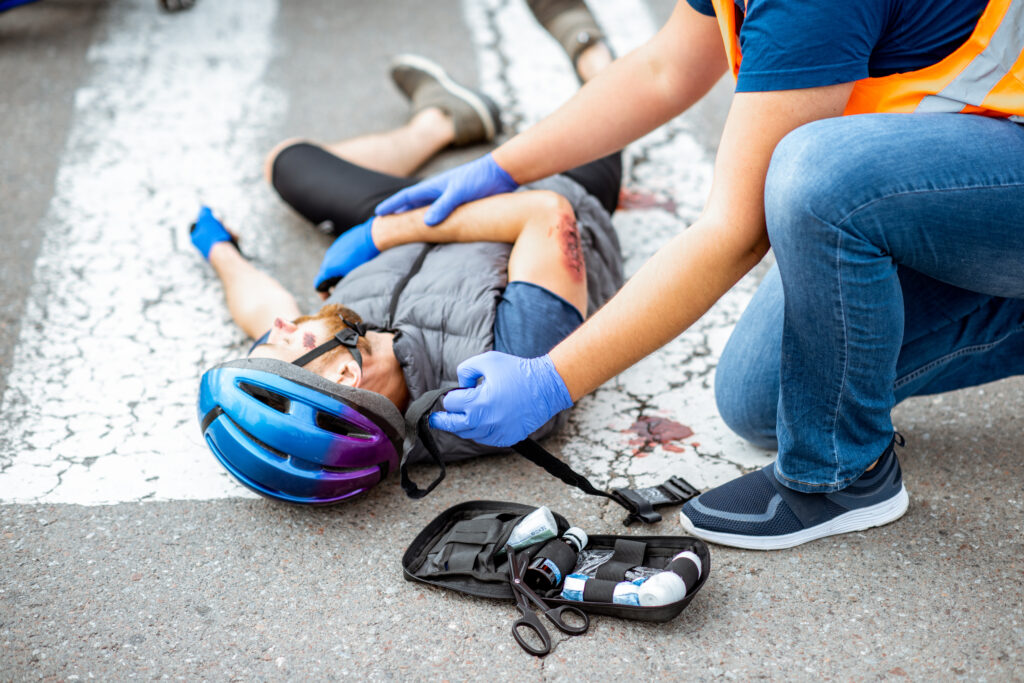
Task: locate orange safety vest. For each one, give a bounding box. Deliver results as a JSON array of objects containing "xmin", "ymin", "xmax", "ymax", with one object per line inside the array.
[{"xmin": 709, "ymin": 0, "xmax": 1024, "ymax": 119}]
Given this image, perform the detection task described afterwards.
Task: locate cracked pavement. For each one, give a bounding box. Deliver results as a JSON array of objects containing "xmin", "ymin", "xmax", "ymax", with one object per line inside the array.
[{"xmin": 1, "ymin": 0, "xmax": 1021, "ymax": 680}]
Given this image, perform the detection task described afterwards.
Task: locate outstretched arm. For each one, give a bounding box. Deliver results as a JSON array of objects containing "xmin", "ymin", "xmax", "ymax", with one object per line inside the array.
[
  {"xmin": 207, "ymin": 242, "xmax": 302, "ymax": 340},
  {"xmin": 192, "ymin": 206, "xmax": 302, "ymax": 339}
]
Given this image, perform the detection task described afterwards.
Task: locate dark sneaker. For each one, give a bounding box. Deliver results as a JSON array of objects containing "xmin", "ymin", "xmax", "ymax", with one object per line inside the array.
[
  {"xmin": 526, "ymin": 0, "xmax": 609, "ymax": 70},
  {"xmin": 389, "ymin": 54, "xmax": 502, "ymax": 147},
  {"xmin": 679, "ymin": 437, "xmax": 909, "ymax": 550}
]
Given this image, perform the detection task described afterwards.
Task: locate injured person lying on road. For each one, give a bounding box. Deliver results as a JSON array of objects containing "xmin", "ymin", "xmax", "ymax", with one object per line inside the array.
[{"xmin": 193, "ymin": 50, "xmax": 627, "ymax": 504}]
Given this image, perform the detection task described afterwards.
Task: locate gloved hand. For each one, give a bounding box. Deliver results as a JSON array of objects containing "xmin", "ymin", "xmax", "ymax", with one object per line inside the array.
[
  {"xmin": 190, "ymin": 206, "xmax": 235, "ymax": 260},
  {"xmin": 428, "ymin": 352, "xmax": 573, "ymax": 447},
  {"xmin": 374, "ymin": 153, "xmax": 518, "ymax": 226},
  {"xmin": 314, "ymin": 217, "xmax": 381, "ymax": 292}
]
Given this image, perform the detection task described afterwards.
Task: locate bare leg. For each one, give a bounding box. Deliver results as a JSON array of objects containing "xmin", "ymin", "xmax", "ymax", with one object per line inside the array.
[
  {"xmin": 325, "ymin": 107, "xmax": 455, "ymax": 175},
  {"xmin": 208, "ymin": 242, "xmax": 302, "ymax": 339},
  {"xmin": 330, "ymin": 42, "xmax": 609, "ymax": 170},
  {"xmin": 264, "ymin": 108, "xmax": 456, "ymax": 183},
  {"xmin": 264, "ymin": 42, "xmax": 607, "ymax": 183}
]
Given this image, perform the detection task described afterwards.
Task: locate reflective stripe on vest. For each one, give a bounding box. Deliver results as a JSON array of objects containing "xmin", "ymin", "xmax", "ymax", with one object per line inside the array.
[{"xmin": 709, "ymin": 0, "xmax": 1024, "ymax": 118}]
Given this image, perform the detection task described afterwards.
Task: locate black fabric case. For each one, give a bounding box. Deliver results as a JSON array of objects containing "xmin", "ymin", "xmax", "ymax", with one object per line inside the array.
[{"xmin": 402, "ymin": 501, "xmax": 711, "ymax": 623}]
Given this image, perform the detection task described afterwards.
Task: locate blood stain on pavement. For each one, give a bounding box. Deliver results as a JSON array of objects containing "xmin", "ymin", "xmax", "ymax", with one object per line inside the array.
[
  {"xmin": 618, "ymin": 188, "xmax": 679, "ymax": 215},
  {"xmin": 625, "ymin": 416, "xmax": 695, "ymax": 457}
]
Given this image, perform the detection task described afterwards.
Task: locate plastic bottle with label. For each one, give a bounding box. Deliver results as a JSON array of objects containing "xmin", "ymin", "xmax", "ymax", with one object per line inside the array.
[
  {"xmin": 523, "ymin": 527, "xmax": 588, "ymax": 591},
  {"xmin": 505, "ymin": 506, "xmax": 558, "ymax": 552}
]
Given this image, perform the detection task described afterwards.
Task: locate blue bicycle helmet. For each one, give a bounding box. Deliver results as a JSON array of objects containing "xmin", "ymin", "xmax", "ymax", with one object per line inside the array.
[{"xmin": 198, "ymin": 356, "xmax": 405, "ymax": 504}]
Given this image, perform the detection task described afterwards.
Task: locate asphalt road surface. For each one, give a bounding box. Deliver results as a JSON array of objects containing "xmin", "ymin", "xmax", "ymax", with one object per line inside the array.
[{"xmin": 2, "ymin": 0, "xmax": 1021, "ymax": 680}]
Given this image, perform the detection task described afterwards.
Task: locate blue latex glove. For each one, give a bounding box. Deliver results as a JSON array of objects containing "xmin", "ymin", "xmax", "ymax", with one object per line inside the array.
[
  {"xmin": 314, "ymin": 218, "xmax": 381, "ymax": 292},
  {"xmin": 428, "ymin": 352, "xmax": 573, "ymax": 447},
  {"xmin": 190, "ymin": 206, "xmax": 234, "ymax": 260},
  {"xmin": 374, "ymin": 153, "xmax": 518, "ymax": 226}
]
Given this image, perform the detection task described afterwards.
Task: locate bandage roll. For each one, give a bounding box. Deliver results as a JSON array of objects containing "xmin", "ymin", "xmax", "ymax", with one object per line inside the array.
[
  {"xmin": 636, "ymin": 551, "xmax": 702, "ymax": 606},
  {"xmin": 523, "ymin": 537, "xmax": 578, "ymax": 591},
  {"xmin": 636, "ymin": 571, "xmax": 685, "ymax": 606},
  {"xmin": 666, "ymin": 550, "xmax": 702, "ymax": 592}
]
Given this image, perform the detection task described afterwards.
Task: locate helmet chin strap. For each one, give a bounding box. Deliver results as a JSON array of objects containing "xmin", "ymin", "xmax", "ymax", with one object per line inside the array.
[{"xmin": 291, "ymin": 317, "xmax": 367, "ymax": 370}]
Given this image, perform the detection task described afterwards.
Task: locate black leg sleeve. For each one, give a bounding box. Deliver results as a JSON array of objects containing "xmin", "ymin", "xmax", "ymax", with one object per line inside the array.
[
  {"xmin": 270, "ymin": 142, "xmax": 417, "ymax": 237},
  {"xmin": 560, "ymin": 152, "xmax": 622, "ymax": 216}
]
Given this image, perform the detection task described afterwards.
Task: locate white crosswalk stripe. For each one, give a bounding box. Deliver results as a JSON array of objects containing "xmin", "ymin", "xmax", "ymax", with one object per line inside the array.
[{"xmin": 0, "ymin": 0, "xmax": 281, "ymax": 504}]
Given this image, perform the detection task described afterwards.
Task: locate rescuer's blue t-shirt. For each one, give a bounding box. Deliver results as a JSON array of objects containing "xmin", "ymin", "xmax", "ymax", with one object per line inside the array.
[{"xmin": 686, "ymin": 0, "xmax": 988, "ymax": 92}]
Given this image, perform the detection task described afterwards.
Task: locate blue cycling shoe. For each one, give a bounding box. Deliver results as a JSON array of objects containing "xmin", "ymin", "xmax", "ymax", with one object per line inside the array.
[{"xmin": 680, "ymin": 436, "xmax": 908, "ymax": 550}]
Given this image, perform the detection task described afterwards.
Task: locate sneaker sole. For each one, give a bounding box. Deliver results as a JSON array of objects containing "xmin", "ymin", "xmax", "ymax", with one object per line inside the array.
[
  {"xmin": 390, "ymin": 54, "xmax": 498, "ymax": 142},
  {"xmin": 679, "ymin": 485, "xmax": 909, "ymax": 551}
]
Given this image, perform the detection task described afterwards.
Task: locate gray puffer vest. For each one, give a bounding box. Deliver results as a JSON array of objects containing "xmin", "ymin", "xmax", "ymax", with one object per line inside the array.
[{"xmin": 327, "ymin": 174, "xmax": 623, "ymax": 463}]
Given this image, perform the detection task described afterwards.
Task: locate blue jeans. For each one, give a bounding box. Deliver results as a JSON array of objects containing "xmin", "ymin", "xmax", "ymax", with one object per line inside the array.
[{"xmin": 715, "ymin": 113, "xmax": 1024, "ymax": 493}]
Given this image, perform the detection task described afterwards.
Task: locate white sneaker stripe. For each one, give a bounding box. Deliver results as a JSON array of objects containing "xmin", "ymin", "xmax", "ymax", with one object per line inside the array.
[{"xmin": 680, "ymin": 486, "xmax": 910, "ymax": 551}]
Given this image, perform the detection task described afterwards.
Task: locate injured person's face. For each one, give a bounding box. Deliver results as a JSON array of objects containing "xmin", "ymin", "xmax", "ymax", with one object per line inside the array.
[
  {"xmin": 248, "ymin": 316, "xmax": 336, "ymax": 365},
  {"xmin": 248, "ymin": 309, "xmax": 409, "ymax": 410}
]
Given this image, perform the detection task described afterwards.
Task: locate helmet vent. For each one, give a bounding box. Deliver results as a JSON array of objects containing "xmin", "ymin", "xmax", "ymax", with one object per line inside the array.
[
  {"xmin": 227, "ymin": 416, "xmax": 289, "ymax": 461},
  {"xmin": 321, "ymin": 463, "xmax": 372, "ymax": 474},
  {"xmin": 239, "ymin": 382, "xmax": 291, "ymax": 413},
  {"xmin": 316, "ymin": 411, "xmax": 372, "ymax": 440}
]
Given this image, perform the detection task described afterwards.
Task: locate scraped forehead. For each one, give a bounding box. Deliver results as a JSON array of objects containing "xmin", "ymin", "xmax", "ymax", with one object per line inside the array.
[{"xmin": 246, "ymin": 317, "xmax": 334, "ymax": 362}]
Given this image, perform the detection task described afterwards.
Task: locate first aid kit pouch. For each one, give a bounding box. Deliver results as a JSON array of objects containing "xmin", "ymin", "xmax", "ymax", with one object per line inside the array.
[{"xmin": 402, "ymin": 500, "xmax": 711, "ymax": 622}]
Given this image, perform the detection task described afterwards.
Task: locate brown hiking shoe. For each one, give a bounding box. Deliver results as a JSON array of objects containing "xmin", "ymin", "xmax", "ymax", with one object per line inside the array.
[
  {"xmin": 526, "ymin": 0, "xmax": 608, "ymax": 71},
  {"xmin": 389, "ymin": 54, "xmax": 502, "ymax": 147}
]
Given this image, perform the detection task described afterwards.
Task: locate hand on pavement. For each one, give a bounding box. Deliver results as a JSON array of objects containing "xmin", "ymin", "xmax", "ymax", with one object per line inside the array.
[
  {"xmin": 190, "ymin": 206, "xmax": 235, "ymax": 260},
  {"xmin": 374, "ymin": 153, "xmax": 518, "ymax": 226},
  {"xmin": 428, "ymin": 352, "xmax": 573, "ymax": 447},
  {"xmin": 314, "ymin": 218, "xmax": 381, "ymax": 293}
]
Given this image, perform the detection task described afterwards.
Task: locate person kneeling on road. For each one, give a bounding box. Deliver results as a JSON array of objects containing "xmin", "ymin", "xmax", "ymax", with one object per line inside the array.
[{"xmin": 377, "ymin": 0, "xmax": 1024, "ymax": 550}]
